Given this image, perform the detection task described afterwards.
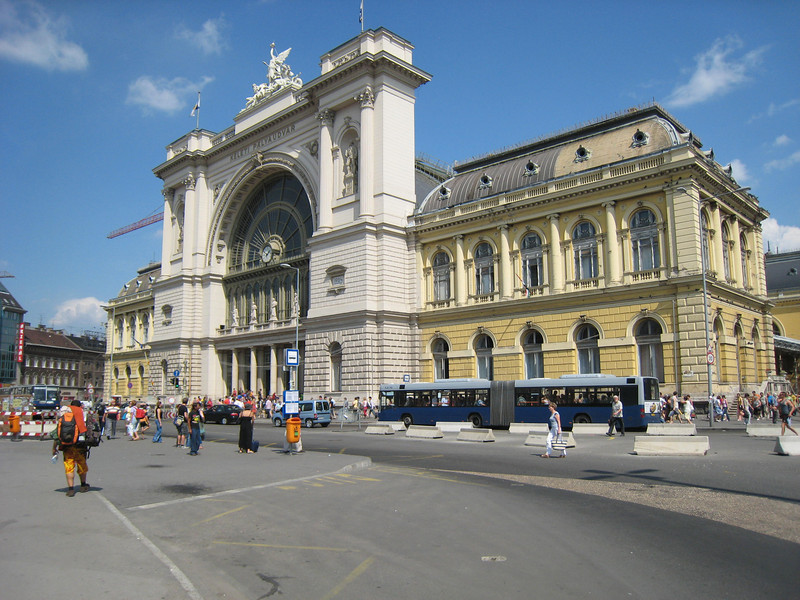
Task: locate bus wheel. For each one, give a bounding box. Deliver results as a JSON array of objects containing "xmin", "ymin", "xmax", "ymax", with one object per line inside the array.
[
  {"xmin": 573, "ymin": 414, "xmax": 591, "ymax": 424},
  {"xmin": 402, "ymin": 414, "xmax": 413, "ymax": 428},
  {"xmin": 469, "ymin": 413, "xmax": 483, "ymax": 428}
]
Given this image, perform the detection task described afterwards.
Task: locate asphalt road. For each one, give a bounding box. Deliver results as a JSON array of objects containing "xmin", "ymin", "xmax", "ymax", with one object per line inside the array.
[{"xmin": 1, "ymin": 421, "xmax": 798, "ymax": 600}]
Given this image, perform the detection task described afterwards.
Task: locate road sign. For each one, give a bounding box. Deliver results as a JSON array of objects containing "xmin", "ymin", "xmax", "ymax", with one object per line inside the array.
[
  {"xmin": 284, "ymin": 389, "xmax": 299, "ymax": 415},
  {"xmin": 707, "ymin": 351, "xmax": 715, "ymax": 365},
  {"xmin": 286, "ymin": 349, "xmax": 299, "ymax": 367},
  {"xmin": 173, "ymin": 370, "xmax": 180, "ymax": 377}
]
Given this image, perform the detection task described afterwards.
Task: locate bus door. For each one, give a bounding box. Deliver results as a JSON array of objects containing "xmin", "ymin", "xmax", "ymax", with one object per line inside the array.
[{"xmin": 490, "ymin": 381, "xmax": 515, "ymax": 427}]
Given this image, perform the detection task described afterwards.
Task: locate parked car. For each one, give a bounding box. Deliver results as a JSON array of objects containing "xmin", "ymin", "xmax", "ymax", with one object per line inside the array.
[
  {"xmin": 203, "ymin": 404, "xmax": 241, "ymax": 425},
  {"xmin": 272, "ymin": 400, "xmax": 331, "ymax": 428}
]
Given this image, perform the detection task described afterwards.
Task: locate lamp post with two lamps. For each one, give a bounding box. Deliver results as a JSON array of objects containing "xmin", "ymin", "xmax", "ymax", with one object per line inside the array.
[
  {"xmin": 280, "ymin": 263, "xmax": 301, "ymax": 390},
  {"xmin": 675, "ymin": 185, "xmax": 750, "ymax": 427}
]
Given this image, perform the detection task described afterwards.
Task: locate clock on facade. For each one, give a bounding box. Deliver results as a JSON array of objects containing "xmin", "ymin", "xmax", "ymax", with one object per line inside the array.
[{"xmin": 261, "ymin": 245, "xmax": 273, "ymax": 264}]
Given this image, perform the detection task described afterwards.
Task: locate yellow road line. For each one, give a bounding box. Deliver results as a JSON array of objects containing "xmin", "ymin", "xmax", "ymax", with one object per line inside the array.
[
  {"xmin": 320, "ymin": 556, "xmax": 375, "ymax": 600},
  {"xmin": 213, "ymin": 540, "xmax": 350, "ymax": 552},
  {"xmin": 194, "ymin": 504, "xmax": 250, "ymax": 525}
]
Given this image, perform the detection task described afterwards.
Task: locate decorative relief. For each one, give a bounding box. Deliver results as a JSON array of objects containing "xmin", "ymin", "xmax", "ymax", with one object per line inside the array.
[
  {"xmin": 183, "ymin": 174, "xmax": 196, "ymax": 190},
  {"xmin": 245, "ymin": 43, "xmax": 303, "ymax": 109},
  {"xmin": 355, "ymin": 86, "xmax": 374, "ymax": 108},
  {"xmin": 317, "ymin": 109, "xmax": 335, "ymax": 126}
]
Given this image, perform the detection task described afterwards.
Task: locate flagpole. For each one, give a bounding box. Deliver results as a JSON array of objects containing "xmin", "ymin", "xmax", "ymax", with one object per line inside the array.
[
  {"xmin": 191, "ymin": 91, "xmax": 201, "ymax": 130},
  {"xmin": 360, "ymin": 0, "xmax": 364, "ymax": 33}
]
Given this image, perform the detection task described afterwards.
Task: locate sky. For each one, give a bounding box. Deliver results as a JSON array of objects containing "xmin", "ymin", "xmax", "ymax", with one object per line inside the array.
[{"xmin": 1, "ymin": 0, "xmax": 799, "ymax": 335}]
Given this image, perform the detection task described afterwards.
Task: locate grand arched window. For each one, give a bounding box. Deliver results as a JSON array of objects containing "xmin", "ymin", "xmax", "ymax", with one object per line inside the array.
[
  {"xmin": 573, "ymin": 222, "xmax": 598, "ymax": 280},
  {"xmin": 432, "ymin": 338, "xmax": 450, "ymax": 380},
  {"xmin": 475, "ymin": 334, "xmax": 494, "ymax": 380},
  {"xmin": 523, "ymin": 329, "xmax": 544, "ymax": 378},
  {"xmin": 474, "ymin": 243, "xmax": 495, "ymax": 296},
  {"xmin": 630, "ymin": 209, "xmax": 660, "ymax": 272},
  {"xmin": 576, "ymin": 323, "xmax": 600, "ymax": 374},
  {"xmin": 636, "ymin": 319, "xmax": 664, "ymax": 381},
  {"xmin": 701, "ymin": 211, "xmax": 711, "ymax": 273},
  {"xmin": 225, "ymin": 173, "xmax": 313, "ymax": 327},
  {"xmin": 432, "ymin": 252, "xmax": 451, "ymax": 302}
]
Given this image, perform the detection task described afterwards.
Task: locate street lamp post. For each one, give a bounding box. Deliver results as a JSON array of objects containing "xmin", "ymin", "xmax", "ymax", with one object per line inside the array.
[
  {"xmin": 280, "ymin": 263, "xmax": 300, "ymax": 390},
  {"xmin": 676, "ymin": 185, "xmax": 750, "ymax": 427}
]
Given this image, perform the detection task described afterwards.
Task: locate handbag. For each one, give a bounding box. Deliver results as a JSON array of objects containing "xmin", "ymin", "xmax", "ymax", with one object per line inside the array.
[{"xmin": 551, "ymin": 437, "xmax": 567, "ymax": 451}]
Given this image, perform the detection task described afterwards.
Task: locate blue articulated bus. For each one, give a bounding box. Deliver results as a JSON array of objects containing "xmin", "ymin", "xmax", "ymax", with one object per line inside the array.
[{"xmin": 378, "ymin": 374, "xmax": 661, "ymax": 429}]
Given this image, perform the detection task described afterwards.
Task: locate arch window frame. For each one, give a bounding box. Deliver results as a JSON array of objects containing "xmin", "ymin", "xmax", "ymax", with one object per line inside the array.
[
  {"xmin": 635, "ymin": 318, "xmax": 664, "ymax": 382},
  {"xmin": 521, "ymin": 233, "xmax": 544, "ymax": 289},
  {"xmin": 572, "ymin": 222, "xmax": 599, "ymax": 280},
  {"xmin": 576, "ymin": 323, "xmax": 601, "ymax": 374},
  {"xmin": 474, "ymin": 242, "xmax": 495, "ymax": 296},
  {"xmin": 630, "ymin": 209, "xmax": 661, "ymax": 272},
  {"xmin": 432, "ymin": 251, "xmax": 452, "ymax": 302},
  {"xmin": 523, "ymin": 329, "xmax": 544, "ymax": 379},
  {"xmin": 432, "ymin": 338, "xmax": 450, "ymax": 380}
]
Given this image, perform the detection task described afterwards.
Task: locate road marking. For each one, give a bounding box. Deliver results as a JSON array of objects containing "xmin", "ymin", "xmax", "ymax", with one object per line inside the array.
[
  {"xmin": 214, "ymin": 540, "xmax": 350, "ymax": 552},
  {"xmin": 96, "ymin": 493, "xmax": 205, "ymax": 600},
  {"xmin": 128, "ymin": 459, "xmax": 373, "ymax": 510},
  {"xmin": 194, "ymin": 504, "xmax": 250, "ymax": 525},
  {"xmin": 320, "ymin": 556, "xmax": 375, "ymax": 600}
]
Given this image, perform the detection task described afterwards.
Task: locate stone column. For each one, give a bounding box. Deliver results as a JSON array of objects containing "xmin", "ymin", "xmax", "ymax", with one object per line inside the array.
[
  {"xmin": 231, "ymin": 349, "xmax": 239, "ymax": 393},
  {"xmin": 548, "ymin": 214, "xmax": 564, "ymax": 293},
  {"xmin": 603, "ymin": 202, "xmax": 620, "ymax": 285},
  {"xmin": 181, "ymin": 173, "xmax": 197, "ymax": 271},
  {"xmin": 317, "ymin": 109, "xmax": 335, "ymax": 232},
  {"xmin": 269, "ymin": 345, "xmax": 278, "ymax": 396},
  {"xmin": 356, "ymin": 86, "xmax": 375, "ymax": 217},
  {"xmin": 710, "ymin": 202, "xmax": 725, "ymax": 278},
  {"xmin": 250, "ymin": 347, "xmax": 258, "ymax": 394},
  {"xmin": 454, "ymin": 235, "xmax": 466, "ymax": 306},
  {"xmin": 499, "ymin": 225, "xmax": 512, "ymax": 299},
  {"xmin": 729, "ymin": 217, "xmax": 743, "ymax": 287}
]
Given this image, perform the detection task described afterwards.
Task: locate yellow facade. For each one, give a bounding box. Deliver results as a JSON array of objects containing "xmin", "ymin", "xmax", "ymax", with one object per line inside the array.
[{"xmin": 413, "ymin": 105, "xmax": 771, "ymax": 400}]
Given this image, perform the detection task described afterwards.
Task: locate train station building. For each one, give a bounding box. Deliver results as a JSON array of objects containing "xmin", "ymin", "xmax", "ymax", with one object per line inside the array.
[{"xmin": 105, "ymin": 27, "xmax": 774, "ymax": 402}]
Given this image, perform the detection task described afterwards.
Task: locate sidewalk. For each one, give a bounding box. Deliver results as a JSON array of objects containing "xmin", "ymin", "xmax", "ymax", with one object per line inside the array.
[{"xmin": 0, "ymin": 435, "xmax": 370, "ymax": 599}]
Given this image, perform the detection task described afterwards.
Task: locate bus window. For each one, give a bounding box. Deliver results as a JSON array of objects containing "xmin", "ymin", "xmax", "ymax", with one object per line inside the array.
[{"xmin": 476, "ymin": 390, "xmax": 489, "ymax": 407}]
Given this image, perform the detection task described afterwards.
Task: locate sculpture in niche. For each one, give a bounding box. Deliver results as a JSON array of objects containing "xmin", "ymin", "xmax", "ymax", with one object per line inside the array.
[
  {"xmin": 343, "ymin": 142, "xmax": 358, "ymax": 196},
  {"xmin": 250, "ymin": 302, "xmax": 258, "ymax": 325},
  {"xmin": 245, "ymin": 43, "xmax": 303, "ymax": 108},
  {"xmin": 231, "ymin": 305, "xmax": 239, "ymax": 327},
  {"xmin": 269, "ymin": 297, "xmax": 277, "ymax": 321}
]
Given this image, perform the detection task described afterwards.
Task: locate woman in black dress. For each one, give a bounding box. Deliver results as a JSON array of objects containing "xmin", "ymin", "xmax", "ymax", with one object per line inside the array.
[{"xmin": 238, "ymin": 402, "xmax": 254, "ymax": 453}]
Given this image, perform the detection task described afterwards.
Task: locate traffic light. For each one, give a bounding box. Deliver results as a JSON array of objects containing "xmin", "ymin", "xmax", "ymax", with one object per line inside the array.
[{"xmin": 171, "ymin": 377, "xmax": 179, "ymax": 388}]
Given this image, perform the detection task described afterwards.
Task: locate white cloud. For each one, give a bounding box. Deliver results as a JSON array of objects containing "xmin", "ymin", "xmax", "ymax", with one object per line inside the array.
[
  {"xmin": 729, "ymin": 159, "xmax": 749, "ymax": 182},
  {"xmin": 665, "ymin": 36, "xmax": 766, "ymax": 108},
  {"xmin": 51, "ymin": 297, "xmax": 106, "ymax": 331},
  {"xmin": 176, "ymin": 17, "xmax": 227, "ymax": 55},
  {"xmin": 126, "ymin": 75, "xmax": 213, "ymax": 114},
  {"xmin": 765, "ymin": 150, "xmax": 800, "ymax": 172},
  {"xmin": 762, "ymin": 218, "xmax": 800, "ymax": 254},
  {"xmin": 774, "ymin": 134, "xmax": 792, "ymax": 147},
  {"xmin": 0, "ymin": 0, "xmax": 88, "ymax": 71}
]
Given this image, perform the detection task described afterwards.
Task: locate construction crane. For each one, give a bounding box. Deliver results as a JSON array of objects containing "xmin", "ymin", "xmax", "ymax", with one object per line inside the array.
[
  {"xmin": 0, "ymin": 271, "xmax": 14, "ymax": 278},
  {"xmin": 107, "ymin": 210, "xmax": 164, "ymax": 239}
]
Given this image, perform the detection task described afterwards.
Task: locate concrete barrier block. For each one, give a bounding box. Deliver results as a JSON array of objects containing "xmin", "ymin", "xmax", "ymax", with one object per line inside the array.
[
  {"xmin": 456, "ymin": 428, "xmax": 495, "ymax": 442},
  {"xmin": 524, "ymin": 432, "xmax": 576, "ymax": 448},
  {"xmin": 571, "ymin": 424, "xmax": 609, "ymax": 435},
  {"xmin": 509, "ymin": 423, "xmax": 548, "ymax": 435},
  {"xmin": 746, "ymin": 424, "xmax": 783, "ymax": 437},
  {"xmin": 773, "ymin": 436, "xmax": 800, "ymax": 455},
  {"xmin": 437, "ymin": 421, "xmax": 474, "ymax": 433},
  {"xmin": 646, "ymin": 423, "xmax": 697, "ymax": 436},
  {"xmin": 405, "ymin": 425, "xmax": 443, "ymax": 439},
  {"xmin": 364, "ymin": 425, "xmax": 395, "ymax": 435},
  {"xmin": 634, "ymin": 435, "xmax": 710, "ymax": 456},
  {"xmin": 380, "ymin": 421, "xmax": 408, "ymax": 432}
]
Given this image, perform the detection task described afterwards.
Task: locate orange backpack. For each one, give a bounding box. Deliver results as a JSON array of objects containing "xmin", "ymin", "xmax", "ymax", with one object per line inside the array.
[{"xmin": 57, "ymin": 410, "xmax": 79, "ymax": 446}]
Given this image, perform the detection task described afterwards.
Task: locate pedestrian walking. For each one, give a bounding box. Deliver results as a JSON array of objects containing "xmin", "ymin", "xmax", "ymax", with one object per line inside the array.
[
  {"xmin": 541, "ymin": 401, "xmax": 566, "ymax": 458},
  {"xmin": 152, "ymin": 400, "xmax": 164, "ymax": 443},
  {"xmin": 778, "ymin": 393, "xmax": 798, "ymax": 436},
  {"xmin": 606, "ymin": 395, "xmax": 624, "ymax": 436},
  {"xmin": 52, "ymin": 401, "xmax": 90, "ymax": 497}
]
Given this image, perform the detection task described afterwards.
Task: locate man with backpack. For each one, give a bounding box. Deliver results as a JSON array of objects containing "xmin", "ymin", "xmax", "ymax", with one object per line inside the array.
[{"xmin": 52, "ymin": 400, "xmax": 89, "ymax": 497}]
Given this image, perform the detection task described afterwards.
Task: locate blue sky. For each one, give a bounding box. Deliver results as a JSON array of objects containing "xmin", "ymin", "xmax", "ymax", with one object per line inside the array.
[{"xmin": 1, "ymin": 0, "xmax": 799, "ymax": 335}]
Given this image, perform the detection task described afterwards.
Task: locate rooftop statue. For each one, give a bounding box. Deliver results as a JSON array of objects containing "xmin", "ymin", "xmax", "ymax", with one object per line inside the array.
[{"xmin": 246, "ymin": 43, "xmax": 303, "ymax": 108}]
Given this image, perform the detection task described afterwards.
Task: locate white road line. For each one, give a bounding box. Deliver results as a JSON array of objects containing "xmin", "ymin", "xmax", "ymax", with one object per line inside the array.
[
  {"xmin": 96, "ymin": 492, "xmax": 205, "ymax": 600},
  {"xmin": 128, "ymin": 458, "xmax": 373, "ymax": 511}
]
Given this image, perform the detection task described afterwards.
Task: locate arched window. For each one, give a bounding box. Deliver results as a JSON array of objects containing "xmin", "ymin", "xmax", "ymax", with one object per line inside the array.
[
  {"xmin": 701, "ymin": 212, "xmax": 711, "ymax": 273},
  {"xmin": 116, "ymin": 318, "xmax": 124, "ymax": 350},
  {"xmin": 432, "ymin": 338, "xmax": 450, "ymax": 380},
  {"xmin": 630, "ymin": 209, "xmax": 660, "ymax": 271},
  {"xmin": 635, "ymin": 319, "xmax": 664, "ymax": 381},
  {"xmin": 521, "ymin": 233, "xmax": 543, "ymax": 289},
  {"xmin": 573, "ymin": 222, "xmax": 598, "ymax": 280},
  {"xmin": 142, "ymin": 314, "xmax": 150, "ymax": 343},
  {"xmin": 129, "ymin": 315, "xmax": 137, "ymax": 346},
  {"xmin": 330, "ymin": 342, "xmax": 342, "ymax": 392},
  {"xmin": 523, "ymin": 329, "xmax": 544, "ymax": 378},
  {"xmin": 432, "ymin": 252, "xmax": 451, "ymax": 302},
  {"xmin": 474, "ymin": 243, "xmax": 495, "ymax": 295},
  {"xmin": 740, "ymin": 233, "xmax": 750, "ymax": 288},
  {"xmin": 721, "ymin": 225, "xmax": 731, "ymax": 282},
  {"xmin": 576, "ymin": 323, "xmax": 600, "ymax": 374},
  {"xmin": 475, "ymin": 334, "xmax": 494, "ymax": 380}
]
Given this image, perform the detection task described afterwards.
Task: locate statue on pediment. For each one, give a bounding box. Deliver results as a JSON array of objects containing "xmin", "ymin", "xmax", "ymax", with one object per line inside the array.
[{"xmin": 245, "ymin": 43, "xmax": 303, "ymax": 108}]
